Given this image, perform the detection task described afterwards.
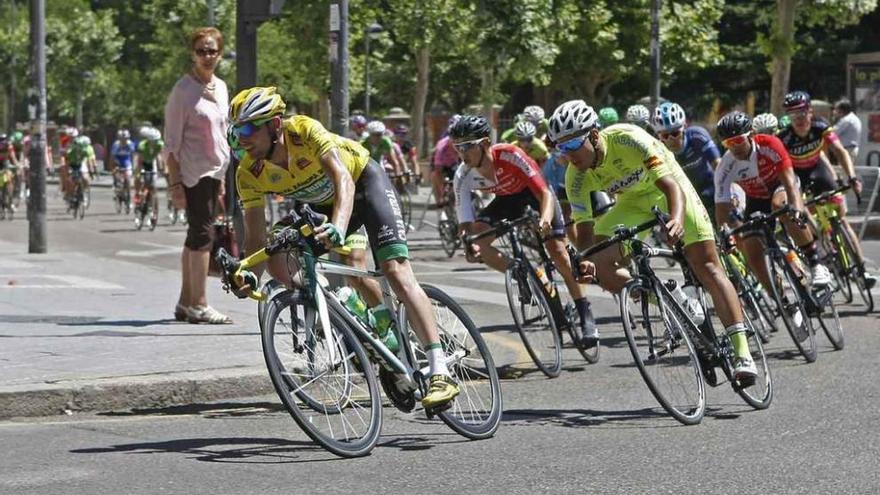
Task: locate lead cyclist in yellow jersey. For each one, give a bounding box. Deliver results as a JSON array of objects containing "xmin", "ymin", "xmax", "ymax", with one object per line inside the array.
[
  {"xmin": 229, "ymin": 87, "xmax": 458, "ymax": 408},
  {"xmin": 550, "ymin": 100, "xmax": 757, "ymax": 380}
]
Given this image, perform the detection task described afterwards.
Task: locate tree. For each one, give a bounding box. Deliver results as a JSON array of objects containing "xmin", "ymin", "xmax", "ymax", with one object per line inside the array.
[{"xmin": 761, "ymin": 0, "xmax": 877, "ymax": 114}]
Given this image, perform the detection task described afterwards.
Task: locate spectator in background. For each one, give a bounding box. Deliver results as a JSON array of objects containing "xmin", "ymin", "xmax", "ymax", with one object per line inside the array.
[
  {"xmin": 164, "ymin": 26, "xmax": 232, "ymax": 324},
  {"xmin": 833, "ymin": 98, "xmax": 862, "ymax": 166}
]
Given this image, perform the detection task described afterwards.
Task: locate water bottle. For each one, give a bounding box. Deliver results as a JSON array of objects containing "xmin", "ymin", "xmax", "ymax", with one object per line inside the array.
[
  {"xmin": 336, "ymin": 287, "xmax": 371, "ymax": 324},
  {"xmin": 368, "ymin": 303, "xmax": 400, "ymax": 352},
  {"xmin": 666, "ymin": 280, "xmax": 705, "ymax": 326}
]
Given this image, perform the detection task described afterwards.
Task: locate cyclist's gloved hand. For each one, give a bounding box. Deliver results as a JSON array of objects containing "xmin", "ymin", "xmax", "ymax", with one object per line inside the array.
[
  {"xmin": 229, "ymin": 270, "xmax": 258, "ymax": 299},
  {"xmin": 664, "ymin": 216, "xmax": 684, "ymax": 246},
  {"xmin": 849, "ymin": 176, "xmax": 863, "ymax": 196},
  {"xmin": 576, "ymin": 258, "xmax": 596, "ymax": 283},
  {"xmin": 464, "ymin": 240, "xmax": 482, "ymax": 263},
  {"xmin": 314, "ymin": 222, "xmax": 344, "ymax": 249},
  {"xmin": 791, "ymin": 208, "xmax": 807, "ymax": 228}
]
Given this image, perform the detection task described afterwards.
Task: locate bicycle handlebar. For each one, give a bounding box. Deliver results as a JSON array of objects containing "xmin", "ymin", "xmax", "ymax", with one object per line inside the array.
[
  {"xmin": 462, "ymin": 208, "xmax": 539, "ymax": 245},
  {"xmin": 804, "ymin": 182, "xmax": 852, "ymax": 208},
  {"xmin": 725, "ymin": 204, "xmax": 793, "ymax": 238},
  {"xmin": 577, "ymin": 206, "xmax": 669, "ymax": 259}
]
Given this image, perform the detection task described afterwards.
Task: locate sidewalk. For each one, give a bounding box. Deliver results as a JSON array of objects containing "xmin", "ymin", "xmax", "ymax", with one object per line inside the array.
[{"xmin": 0, "ymin": 238, "xmax": 267, "ymax": 419}]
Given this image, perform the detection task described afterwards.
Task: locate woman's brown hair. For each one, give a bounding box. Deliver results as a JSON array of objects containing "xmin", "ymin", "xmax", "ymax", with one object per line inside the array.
[{"xmin": 189, "ymin": 26, "xmax": 224, "ymax": 53}]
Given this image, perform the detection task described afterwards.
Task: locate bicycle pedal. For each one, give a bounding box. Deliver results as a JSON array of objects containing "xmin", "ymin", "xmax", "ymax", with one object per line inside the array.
[{"xmin": 424, "ymin": 400, "xmax": 454, "ymax": 418}]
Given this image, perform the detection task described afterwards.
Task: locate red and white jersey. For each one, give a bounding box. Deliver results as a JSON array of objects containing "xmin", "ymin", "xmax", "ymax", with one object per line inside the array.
[
  {"xmin": 715, "ymin": 134, "xmax": 792, "ymax": 202},
  {"xmin": 454, "ymin": 143, "xmax": 548, "ymax": 222}
]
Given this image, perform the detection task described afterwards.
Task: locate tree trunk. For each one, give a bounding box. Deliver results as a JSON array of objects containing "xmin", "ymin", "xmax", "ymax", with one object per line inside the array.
[
  {"xmin": 769, "ymin": 0, "xmax": 798, "ymax": 115},
  {"xmin": 411, "ymin": 46, "xmax": 430, "ymax": 162}
]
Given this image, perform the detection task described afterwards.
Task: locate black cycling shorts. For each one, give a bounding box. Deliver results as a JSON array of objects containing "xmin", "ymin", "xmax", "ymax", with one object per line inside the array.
[
  {"xmin": 313, "ymin": 159, "xmax": 409, "ymax": 263},
  {"xmin": 477, "ymin": 189, "xmax": 566, "ymax": 238},
  {"xmin": 794, "ymin": 159, "xmax": 837, "ymax": 198}
]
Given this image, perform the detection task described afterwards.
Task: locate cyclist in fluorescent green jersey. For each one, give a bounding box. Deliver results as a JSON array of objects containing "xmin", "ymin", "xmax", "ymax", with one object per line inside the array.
[{"xmin": 550, "ymin": 99, "xmax": 757, "ymax": 380}]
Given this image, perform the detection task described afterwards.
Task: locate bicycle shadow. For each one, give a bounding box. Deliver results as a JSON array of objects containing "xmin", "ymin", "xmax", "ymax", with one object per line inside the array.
[{"xmin": 502, "ymin": 405, "xmax": 735, "ymax": 430}]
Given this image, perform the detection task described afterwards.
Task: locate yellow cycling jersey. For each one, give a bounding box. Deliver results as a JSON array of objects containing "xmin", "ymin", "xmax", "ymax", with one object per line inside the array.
[{"xmin": 236, "ymin": 115, "xmax": 371, "ymax": 210}]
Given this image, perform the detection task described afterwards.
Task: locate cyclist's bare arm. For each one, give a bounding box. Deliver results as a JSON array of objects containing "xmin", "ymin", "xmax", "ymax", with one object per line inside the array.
[
  {"xmin": 243, "ymin": 206, "xmax": 268, "ymax": 278},
  {"xmin": 655, "ymin": 176, "xmax": 685, "ymax": 243},
  {"xmin": 829, "ymin": 139, "xmax": 859, "ymax": 190},
  {"xmin": 538, "ymin": 186, "xmax": 556, "ymax": 230},
  {"xmin": 715, "ymin": 201, "xmax": 733, "ymax": 229},
  {"xmin": 779, "ymin": 166, "xmax": 804, "ymax": 211},
  {"xmin": 319, "ymin": 148, "xmax": 355, "ymax": 234}
]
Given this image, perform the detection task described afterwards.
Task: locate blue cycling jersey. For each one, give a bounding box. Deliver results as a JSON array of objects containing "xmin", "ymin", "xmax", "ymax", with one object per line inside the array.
[
  {"xmin": 542, "ymin": 152, "xmax": 567, "ymax": 192},
  {"xmin": 675, "ymin": 126, "xmax": 719, "ymax": 200},
  {"xmin": 111, "ymin": 140, "xmax": 137, "ymax": 169}
]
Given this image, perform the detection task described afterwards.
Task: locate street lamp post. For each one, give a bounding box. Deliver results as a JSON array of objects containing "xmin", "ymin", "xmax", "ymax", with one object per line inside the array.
[
  {"xmin": 363, "ymin": 22, "xmax": 382, "ymax": 117},
  {"xmin": 75, "ymin": 71, "xmax": 95, "ymax": 130}
]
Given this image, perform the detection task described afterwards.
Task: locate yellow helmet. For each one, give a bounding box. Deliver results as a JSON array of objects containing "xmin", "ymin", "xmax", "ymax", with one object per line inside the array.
[{"xmin": 230, "ymin": 86, "xmax": 286, "ymax": 125}]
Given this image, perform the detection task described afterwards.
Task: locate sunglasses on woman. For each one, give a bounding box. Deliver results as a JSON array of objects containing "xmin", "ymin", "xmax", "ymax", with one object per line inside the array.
[
  {"xmin": 555, "ymin": 135, "xmax": 586, "ymax": 154},
  {"xmin": 195, "ymin": 48, "xmax": 220, "ymax": 57}
]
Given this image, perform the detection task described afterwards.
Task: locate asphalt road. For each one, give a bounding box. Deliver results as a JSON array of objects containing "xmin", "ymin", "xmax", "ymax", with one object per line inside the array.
[{"xmin": 2, "ymin": 185, "xmax": 880, "ymax": 494}]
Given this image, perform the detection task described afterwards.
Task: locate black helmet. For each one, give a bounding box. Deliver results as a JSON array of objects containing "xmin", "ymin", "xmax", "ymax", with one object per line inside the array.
[
  {"xmin": 716, "ymin": 111, "xmax": 752, "ymax": 140},
  {"xmin": 783, "ymin": 90, "xmax": 811, "ymax": 110},
  {"xmin": 449, "ymin": 114, "xmax": 491, "ymax": 141}
]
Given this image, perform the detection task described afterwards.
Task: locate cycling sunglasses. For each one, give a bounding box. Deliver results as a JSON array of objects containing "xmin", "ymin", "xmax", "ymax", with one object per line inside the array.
[
  {"xmin": 658, "ymin": 129, "xmax": 683, "ymax": 140},
  {"xmin": 722, "ymin": 133, "xmax": 750, "ymax": 148},
  {"xmin": 453, "ymin": 138, "xmax": 487, "ymax": 153},
  {"xmin": 555, "ymin": 135, "xmax": 586, "ymax": 154},
  {"xmin": 232, "ymin": 118, "xmax": 272, "ymax": 139}
]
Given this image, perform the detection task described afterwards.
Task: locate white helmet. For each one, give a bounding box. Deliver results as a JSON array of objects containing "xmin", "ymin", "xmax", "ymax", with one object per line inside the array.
[
  {"xmin": 522, "ymin": 105, "xmax": 545, "ymax": 124},
  {"xmin": 626, "ymin": 104, "xmax": 651, "ymax": 125},
  {"xmin": 752, "ymin": 113, "xmax": 779, "ymax": 135},
  {"xmin": 67, "ymin": 127, "xmax": 80, "ymax": 138},
  {"xmin": 653, "ymin": 102, "xmax": 686, "ymax": 132},
  {"xmin": 366, "ymin": 120, "xmax": 386, "ymax": 135},
  {"xmin": 514, "ymin": 121, "xmax": 537, "ymax": 139},
  {"xmin": 548, "ymin": 100, "xmax": 598, "ymax": 142},
  {"xmin": 75, "ymin": 135, "xmax": 91, "ymax": 146}
]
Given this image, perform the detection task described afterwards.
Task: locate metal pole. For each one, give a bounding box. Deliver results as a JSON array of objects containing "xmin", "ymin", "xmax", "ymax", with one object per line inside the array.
[
  {"xmin": 9, "ymin": 0, "xmax": 16, "ymax": 130},
  {"xmin": 207, "ymin": 0, "xmax": 216, "ymax": 26},
  {"xmin": 364, "ymin": 32, "xmax": 370, "ymax": 117},
  {"xmin": 75, "ymin": 87, "xmax": 83, "ymax": 130},
  {"xmin": 28, "ymin": 0, "xmax": 47, "ymax": 253},
  {"xmin": 329, "ymin": 1, "xmax": 349, "ymax": 136},
  {"xmin": 649, "ymin": 0, "xmax": 661, "ymax": 107}
]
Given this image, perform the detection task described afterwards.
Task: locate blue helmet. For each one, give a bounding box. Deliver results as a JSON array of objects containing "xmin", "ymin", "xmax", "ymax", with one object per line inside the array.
[{"xmin": 653, "ymin": 102, "xmax": 686, "ymax": 132}]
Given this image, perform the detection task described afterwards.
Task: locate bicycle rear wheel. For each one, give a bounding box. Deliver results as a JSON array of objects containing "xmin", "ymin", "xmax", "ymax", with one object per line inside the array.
[
  {"xmin": 262, "ymin": 290, "xmax": 382, "ymax": 458},
  {"xmin": 620, "ymin": 279, "xmax": 705, "ymax": 425},
  {"xmin": 505, "ymin": 261, "xmax": 563, "ymax": 377},
  {"xmin": 839, "ymin": 225, "xmax": 874, "ymax": 313},
  {"xmin": 438, "ymin": 204, "xmax": 460, "ymax": 258},
  {"xmin": 735, "ymin": 312, "xmax": 773, "ymax": 410},
  {"xmin": 765, "ymin": 253, "xmax": 817, "ymax": 362},
  {"xmin": 400, "ymin": 285, "xmax": 502, "ymax": 439},
  {"xmin": 399, "ymin": 188, "xmax": 412, "ymax": 233}
]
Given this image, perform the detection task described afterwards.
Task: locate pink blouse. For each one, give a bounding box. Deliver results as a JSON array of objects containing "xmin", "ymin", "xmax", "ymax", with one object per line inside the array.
[{"xmin": 163, "ymin": 74, "xmax": 230, "ymax": 187}]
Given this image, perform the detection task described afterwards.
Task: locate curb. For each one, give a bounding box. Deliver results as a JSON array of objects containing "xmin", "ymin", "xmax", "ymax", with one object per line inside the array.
[{"xmin": 0, "ymin": 367, "xmax": 274, "ymax": 419}]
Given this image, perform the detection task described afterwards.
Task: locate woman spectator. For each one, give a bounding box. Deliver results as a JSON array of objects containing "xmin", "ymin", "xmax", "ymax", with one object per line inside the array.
[{"xmin": 164, "ymin": 26, "xmax": 232, "ymax": 324}]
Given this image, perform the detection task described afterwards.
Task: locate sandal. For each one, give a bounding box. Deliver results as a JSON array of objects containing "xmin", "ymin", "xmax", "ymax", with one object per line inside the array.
[
  {"xmin": 186, "ymin": 305, "xmax": 233, "ymax": 325},
  {"xmin": 174, "ymin": 303, "xmax": 188, "ymax": 322}
]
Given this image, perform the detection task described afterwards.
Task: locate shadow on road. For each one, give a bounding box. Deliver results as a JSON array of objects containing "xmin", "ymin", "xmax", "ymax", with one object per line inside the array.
[{"xmin": 502, "ymin": 405, "xmax": 734, "ymax": 429}]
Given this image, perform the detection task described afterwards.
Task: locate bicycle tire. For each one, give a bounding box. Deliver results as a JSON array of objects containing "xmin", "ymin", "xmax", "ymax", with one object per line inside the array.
[
  {"xmin": 262, "ymin": 290, "xmax": 382, "ymax": 458},
  {"xmin": 403, "ymin": 285, "xmax": 502, "ymax": 439},
  {"xmin": 813, "ymin": 285, "xmax": 844, "ymax": 350},
  {"xmin": 504, "ymin": 262, "xmax": 563, "ymax": 377},
  {"xmin": 563, "ymin": 301, "xmax": 600, "ymax": 364},
  {"xmin": 827, "ymin": 232, "xmax": 854, "ymax": 304},
  {"xmin": 765, "ymin": 253, "xmax": 817, "ymax": 362},
  {"xmin": 399, "ymin": 188, "xmax": 412, "ymax": 233},
  {"xmin": 839, "ymin": 224, "xmax": 874, "ymax": 313},
  {"xmin": 735, "ymin": 310, "xmax": 773, "ymax": 410},
  {"xmin": 620, "ymin": 279, "xmax": 705, "ymax": 425}
]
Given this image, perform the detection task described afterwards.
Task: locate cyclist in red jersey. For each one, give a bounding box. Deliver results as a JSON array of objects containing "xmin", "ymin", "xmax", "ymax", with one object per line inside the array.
[
  {"xmin": 715, "ymin": 111, "xmax": 831, "ymax": 290},
  {"xmin": 451, "ymin": 115, "xmax": 598, "ymax": 345}
]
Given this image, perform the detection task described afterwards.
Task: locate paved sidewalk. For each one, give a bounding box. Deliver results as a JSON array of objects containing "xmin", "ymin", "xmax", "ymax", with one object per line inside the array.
[{"xmin": 0, "ymin": 238, "xmax": 266, "ymax": 419}]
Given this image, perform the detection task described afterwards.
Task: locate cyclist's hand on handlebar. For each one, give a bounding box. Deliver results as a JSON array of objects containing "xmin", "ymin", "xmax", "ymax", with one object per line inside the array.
[
  {"xmin": 664, "ymin": 216, "xmax": 684, "ymax": 246},
  {"xmin": 229, "ymin": 269, "xmax": 258, "ymax": 299},
  {"xmin": 576, "ymin": 259, "xmax": 596, "ymax": 284},
  {"xmin": 314, "ymin": 222, "xmax": 344, "ymax": 249},
  {"xmin": 850, "ymin": 176, "xmax": 863, "ymax": 196},
  {"xmin": 538, "ymin": 218, "xmax": 552, "ymax": 237},
  {"xmin": 464, "ymin": 240, "xmax": 481, "ymax": 263}
]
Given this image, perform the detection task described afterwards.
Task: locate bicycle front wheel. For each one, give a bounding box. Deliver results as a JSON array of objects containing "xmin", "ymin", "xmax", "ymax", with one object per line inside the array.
[
  {"xmin": 839, "ymin": 224, "xmax": 874, "ymax": 313},
  {"xmin": 262, "ymin": 290, "xmax": 382, "ymax": 458},
  {"xmin": 620, "ymin": 279, "xmax": 705, "ymax": 425},
  {"xmin": 736, "ymin": 311, "xmax": 773, "ymax": 410},
  {"xmin": 766, "ymin": 252, "xmax": 818, "ymax": 362},
  {"xmin": 505, "ymin": 262, "xmax": 563, "ymax": 377},
  {"xmin": 407, "ymin": 285, "xmax": 503, "ymax": 439},
  {"xmin": 813, "ymin": 285, "xmax": 844, "ymax": 350}
]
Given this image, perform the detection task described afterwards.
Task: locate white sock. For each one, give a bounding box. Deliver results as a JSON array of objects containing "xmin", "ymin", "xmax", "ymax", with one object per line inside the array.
[{"xmin": 426, "ymin": 343, "xmax": 449, "ymax": 376}]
